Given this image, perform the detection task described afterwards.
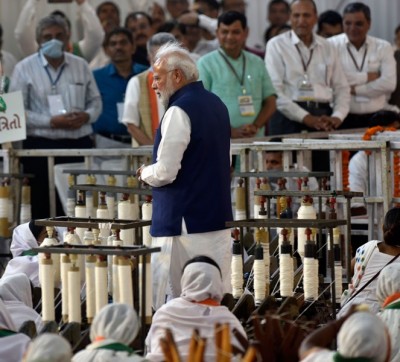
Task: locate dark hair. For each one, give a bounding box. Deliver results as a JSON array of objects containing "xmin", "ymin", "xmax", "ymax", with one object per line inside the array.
[
  {"xmin": 50, "ymin": 10, "xmax": 71, "ymax": 31},
  {"xmin": 96, "ymin": 1, "xmax": 120, "ymax": 17},
  {"xmin": 157, "ymin": 20, "xmax": 180, "ymax": 34},
  {"xmin": 124, "ymin": 11, "xmax": 153, "ymax": 28},
  {"xmin": 318, "ymin": 10, "xmax": 342, "ymax": 32},
  {"xmin": 383, "ymin": 208, "xmax": 400, "ymax": 246},
  {"xmin": 290, "ymin": 0, "xmax": 317, "ymax": 14},
  {"xmin": 104, "ymin": 27, "xmax": 134, "ymax": 46},
  {"xmin": 218, "ymin": 11, "xmax": 247, "ymax": 29},
  {"xmin": 0, "ymin": 23, "xmax": 2, "ymax": 39},
  {"xmin": 29, "ymin": 220, "xmax": 44, "ymax": 240},
  {"xmin": 183, "ymin": 255, "xmax": 222, "ymax": 276},
  {"xmin": 343, "ymin": 2, "xmax": 371, "ymax": 22},
  {"xmin": 368, "ymin": 111, "xmax": 400, "ymax": 128},
  {"xmin": 195, "ymin": 0, "xmax": 220, "ymax": 11},
  {"xmin": 264, "ymin": 24, "xmax": 291, "ymax": 43},
  {"xmin": 395, "ymin": 24, "xmax": 400, "ymax": 35},
  {"xmin": 268, "ymin": 0, "xmax": 290, "ymax": 13}
]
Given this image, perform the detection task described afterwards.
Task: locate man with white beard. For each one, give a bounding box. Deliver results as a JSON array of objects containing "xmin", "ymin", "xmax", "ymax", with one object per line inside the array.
[{"xmin": 136, "ymin": 42, "xmax": 233, "ymax": 310}]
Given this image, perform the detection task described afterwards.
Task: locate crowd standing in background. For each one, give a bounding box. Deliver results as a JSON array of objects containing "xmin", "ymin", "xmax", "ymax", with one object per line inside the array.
[{"xmin": 1, "ymin": 0, "xmax": 400, "ymax": 360}]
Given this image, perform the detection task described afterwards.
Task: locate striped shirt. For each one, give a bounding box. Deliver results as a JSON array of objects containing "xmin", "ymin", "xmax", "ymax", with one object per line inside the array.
[{"xmin": 10, "ymin": 51, "xmax": 101, "ymax": 139}]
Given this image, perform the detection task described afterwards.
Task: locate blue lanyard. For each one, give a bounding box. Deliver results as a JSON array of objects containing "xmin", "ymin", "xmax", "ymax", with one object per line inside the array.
[{"xmin": 39, "ymin": 54, "xmax": 66, "ymax": 94}]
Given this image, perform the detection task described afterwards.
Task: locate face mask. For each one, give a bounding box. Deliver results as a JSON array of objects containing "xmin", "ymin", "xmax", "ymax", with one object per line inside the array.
[{"xmin": 41, "ymin": 39, "xmax": 64, "ymax": 59}]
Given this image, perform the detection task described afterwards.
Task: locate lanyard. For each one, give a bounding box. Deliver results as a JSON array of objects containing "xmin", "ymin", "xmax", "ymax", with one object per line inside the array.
[
  {"xmin": 346, "ymin": 44, "xmax": 368, "ymax": 72},
  {"xmin": 218, "ymin": 49, "xmax": 246, "ymax": 90},
  {"xmin": 39, "ymin": 54, "xmax": 66, "ymax": 93},
  {"xmin": 295, "ymin": 44, "xmax": 314, "ymax": 74}
]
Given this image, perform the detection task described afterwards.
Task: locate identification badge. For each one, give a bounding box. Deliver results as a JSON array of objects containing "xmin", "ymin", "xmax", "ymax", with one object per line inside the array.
[
  {"xmin": 117, "ymin": 102, "xmax": 124, "ymax": 123},
  {"xmin": 296, "ymin": 77, "xmax": 315, "ymax": 101},
  {"xmin": 48, "ymin": 94, "xmax": 67, "ymax": 116},
  {"xmin": 238, "ymin": 95, "xmax": 255, "ymax": 116}
]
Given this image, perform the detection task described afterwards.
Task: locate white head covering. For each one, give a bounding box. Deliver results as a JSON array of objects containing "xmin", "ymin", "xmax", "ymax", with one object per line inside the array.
[
  {"xmin": 90, "ymin": 303, "xmax": 139, "ymax": 345},
  {"xmin": 0, "ymin": 299, "xmax": 31, "ymax": 362},
  {"xmin": 10, "ymin": 222, "xmax": 40, "ymax": 258},
  {"xmin": 24, "ymin": 333, "xmax": 72, "ymax": 362},
  {"xmin": 0, "ymin": 273, "xmax": 43, "ymax": 332},
  {"xmin": 376, "ymin": 263, "xmax": 400, "ymax": 305},
  {"xmin": 180, "ymin": 260, "xmax": 223, "ymax": 302},
  {"xmin": 337, "ymin": 312, "xmax": 390, "ymax": 362},
  {"xmin": 0, "ymin": 298, "xmax": 17, "ymax": 331},
  {"xmin": 2, "ymin": 256, "xmax": 40, "ymax": 287},
  {"xmin": 377, "ymin": 263, "xmax": 400, "ymax": 362},
  {"xmin": 0, "ymin": 273, "xmax": 33, "ymax": 307}
]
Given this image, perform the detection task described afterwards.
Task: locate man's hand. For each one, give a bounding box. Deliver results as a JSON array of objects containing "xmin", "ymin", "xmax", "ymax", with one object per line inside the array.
[
  {"xmin": 231, "ymin": 124, "xmax": 258, "ymax": 139},
  {"xmin": 303, "ymin": 114, "xmax": 341, "ymax": 131},
  {"xmin": 50, "ymin": 112, "xmax": 89, "ymax": 130},
  {"xmin": 367, "ymin": 71, "xmax": 380, "ymax": 82}
]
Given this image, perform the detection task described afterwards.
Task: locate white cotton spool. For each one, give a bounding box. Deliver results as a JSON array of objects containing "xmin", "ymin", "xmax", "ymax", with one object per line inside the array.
[
  {"xmin": 118, "ymin": 257, "xmax": 134, "ymax": 307},
  {"xmin": 85, "ymin": 192, "xmax": 94, "ymax": 218},
  {"xmin": 280, "ymin": 253, "xmax": 294, "ymax": 297},
  {"xmin": 75, "ymin": 205, "xmax": 86, "ymax": 243},
  {"xmin": 106, "ymin": 195, "xmax": 115, "ymax": 219},
  {"xmin": 106, "ymin": 232, "xmax": 117, "ymax": 295},
  {"xmin": 303, "ymin": 257, "xmax": 319, "ymax": 301},
  {"xmin": 231, "ymin": 254, "xmax": 243, "ymax": 299},
  {"xmin": 61, "ymin": 254, "xmax": 72, "ymax": 323},
  {"xmin": 112, "ymin": 257, "xmax": 120, "ymax": 303},
  {"xmin": 118, "ymin": 201, "xmax": 133, "ymax": 246},
  {"xmin": 83, "ymin": 229, "xmax": 95, "ymax": 245},
  {"xmin": 253, "ymin": 259, "xmax": 266, "ymax": 304},
  {"xmin": 95, "ymin": 259, "xmax": 108, "ymax": 314},
  {"xmin": 297, "ymin": 200, "xmax": 317, "ymax": 259},
  {"xmin": 41, "ymin": 233, "xmax": 61, "ymax": 286},
  {"xmin": 139, "ymin": 255, "xmax": 152, "ymax": 324},
  {"xmin": 20, "ymin": 184, "xmax": 31, "ymax": 223},
  {"xmin": 85, "ymin": 255, "xmax": 96, "ymax": 323},
  {"xmin": 96, "ymin": 206, "xmax": 109, "ymax": 219},
  {"xmin": 327, "ymin": 227, "xmax": 341, "ymax": 251},
  {"xmin": 141, "ymin": 201, "xmax": 152, "ymax": 247},
  {"xmin": 334, "ymin": 263, "xmax": 343, "ymax": 303},
  {"xmin": 40, "ymin": 257, "xmax": 55, "ymax": 322},
  {"xmin": 68, "ymin": 266, "xmax": 81, "ymax": 323},
  {"xmin": 20, "ymin": 204, "xmax": 31, "ymax": 224}
]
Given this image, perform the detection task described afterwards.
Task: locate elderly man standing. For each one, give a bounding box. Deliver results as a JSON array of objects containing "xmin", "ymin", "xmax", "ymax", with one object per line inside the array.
[
  {"xmin": 329, "ymin": 2, "xmax": 398, "ymax": 129},
  {"xmin": 10, "ymin": 15, "xmax": 101, "ymax": 218},
  {"xmin": 136, "ymin": 42, "xmax": 233, "ymax": 310},
  {"xmin": 265, "ymin": 0, "xmax": 350, "ymax": 135}
]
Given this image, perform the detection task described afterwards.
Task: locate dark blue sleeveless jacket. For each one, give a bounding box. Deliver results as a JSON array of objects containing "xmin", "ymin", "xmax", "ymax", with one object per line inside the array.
[{"xmin": 150, "ymin": 81, "xmax": 233, "ymax": 236}]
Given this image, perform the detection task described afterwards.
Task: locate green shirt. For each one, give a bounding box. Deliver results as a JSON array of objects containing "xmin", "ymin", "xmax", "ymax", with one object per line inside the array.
[{"xmin": 198, "ymin": 48, "xmax": 276, "ymax": 135}]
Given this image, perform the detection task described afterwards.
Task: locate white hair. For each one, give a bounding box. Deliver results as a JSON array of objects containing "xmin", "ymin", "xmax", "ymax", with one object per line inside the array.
[{"xmin": 154, "ymin": 41, "xmax": 199, "ymax": 81}]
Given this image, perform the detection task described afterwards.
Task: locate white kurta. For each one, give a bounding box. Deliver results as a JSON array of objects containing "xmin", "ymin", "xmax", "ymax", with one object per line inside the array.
[{"xmin": 140, "ymin": 106, "xmax": 232, "ymax": 310}]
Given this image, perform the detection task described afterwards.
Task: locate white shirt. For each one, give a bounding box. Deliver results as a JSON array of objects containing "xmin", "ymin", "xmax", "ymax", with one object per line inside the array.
[
  {"xmin": 265, "ymin": 30, "xmax": 350, "ymax": 123},
  {"xmin": 122, "ymin": 72, "xmax": 164, "ymax": 130},
  {"xmin": 329, "ymin": 33, "xmax": 397, "ymax": 114},
  {"xmin": 10, "ymin": 51, "xmax": 101, "ymax": 139},
  {"xmin": 140, "ymin": 106, "xmax": 191, "ymax": 187},
  {"xmin": 14, "ymin": 0, "xmax": 104, "ymax": 62},
  {"xmin": 1, "ymin": 50, "xmax": 17, "ymax": 77}
]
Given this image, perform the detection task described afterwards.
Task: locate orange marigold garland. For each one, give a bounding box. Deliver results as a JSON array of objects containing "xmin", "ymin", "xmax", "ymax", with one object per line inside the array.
[{"xmin": 362, "ymin": 126, "xmax": 400, "ymax": 202}]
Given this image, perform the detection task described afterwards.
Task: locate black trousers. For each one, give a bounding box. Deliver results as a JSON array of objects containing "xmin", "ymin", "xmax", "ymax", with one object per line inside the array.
[
  {"xmin": 268, "ymin": 106, "xmax": 332, "ymax": 172},
  {"xmin": 22, "ymin": 136, "xmax": 93, "ymax": 219}
]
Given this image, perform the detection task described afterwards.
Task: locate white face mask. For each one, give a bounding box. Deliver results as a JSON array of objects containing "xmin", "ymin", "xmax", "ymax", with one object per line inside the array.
[{"xmin": 41, "ymin": 39, "xmax": 64, "ymax": 59}]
